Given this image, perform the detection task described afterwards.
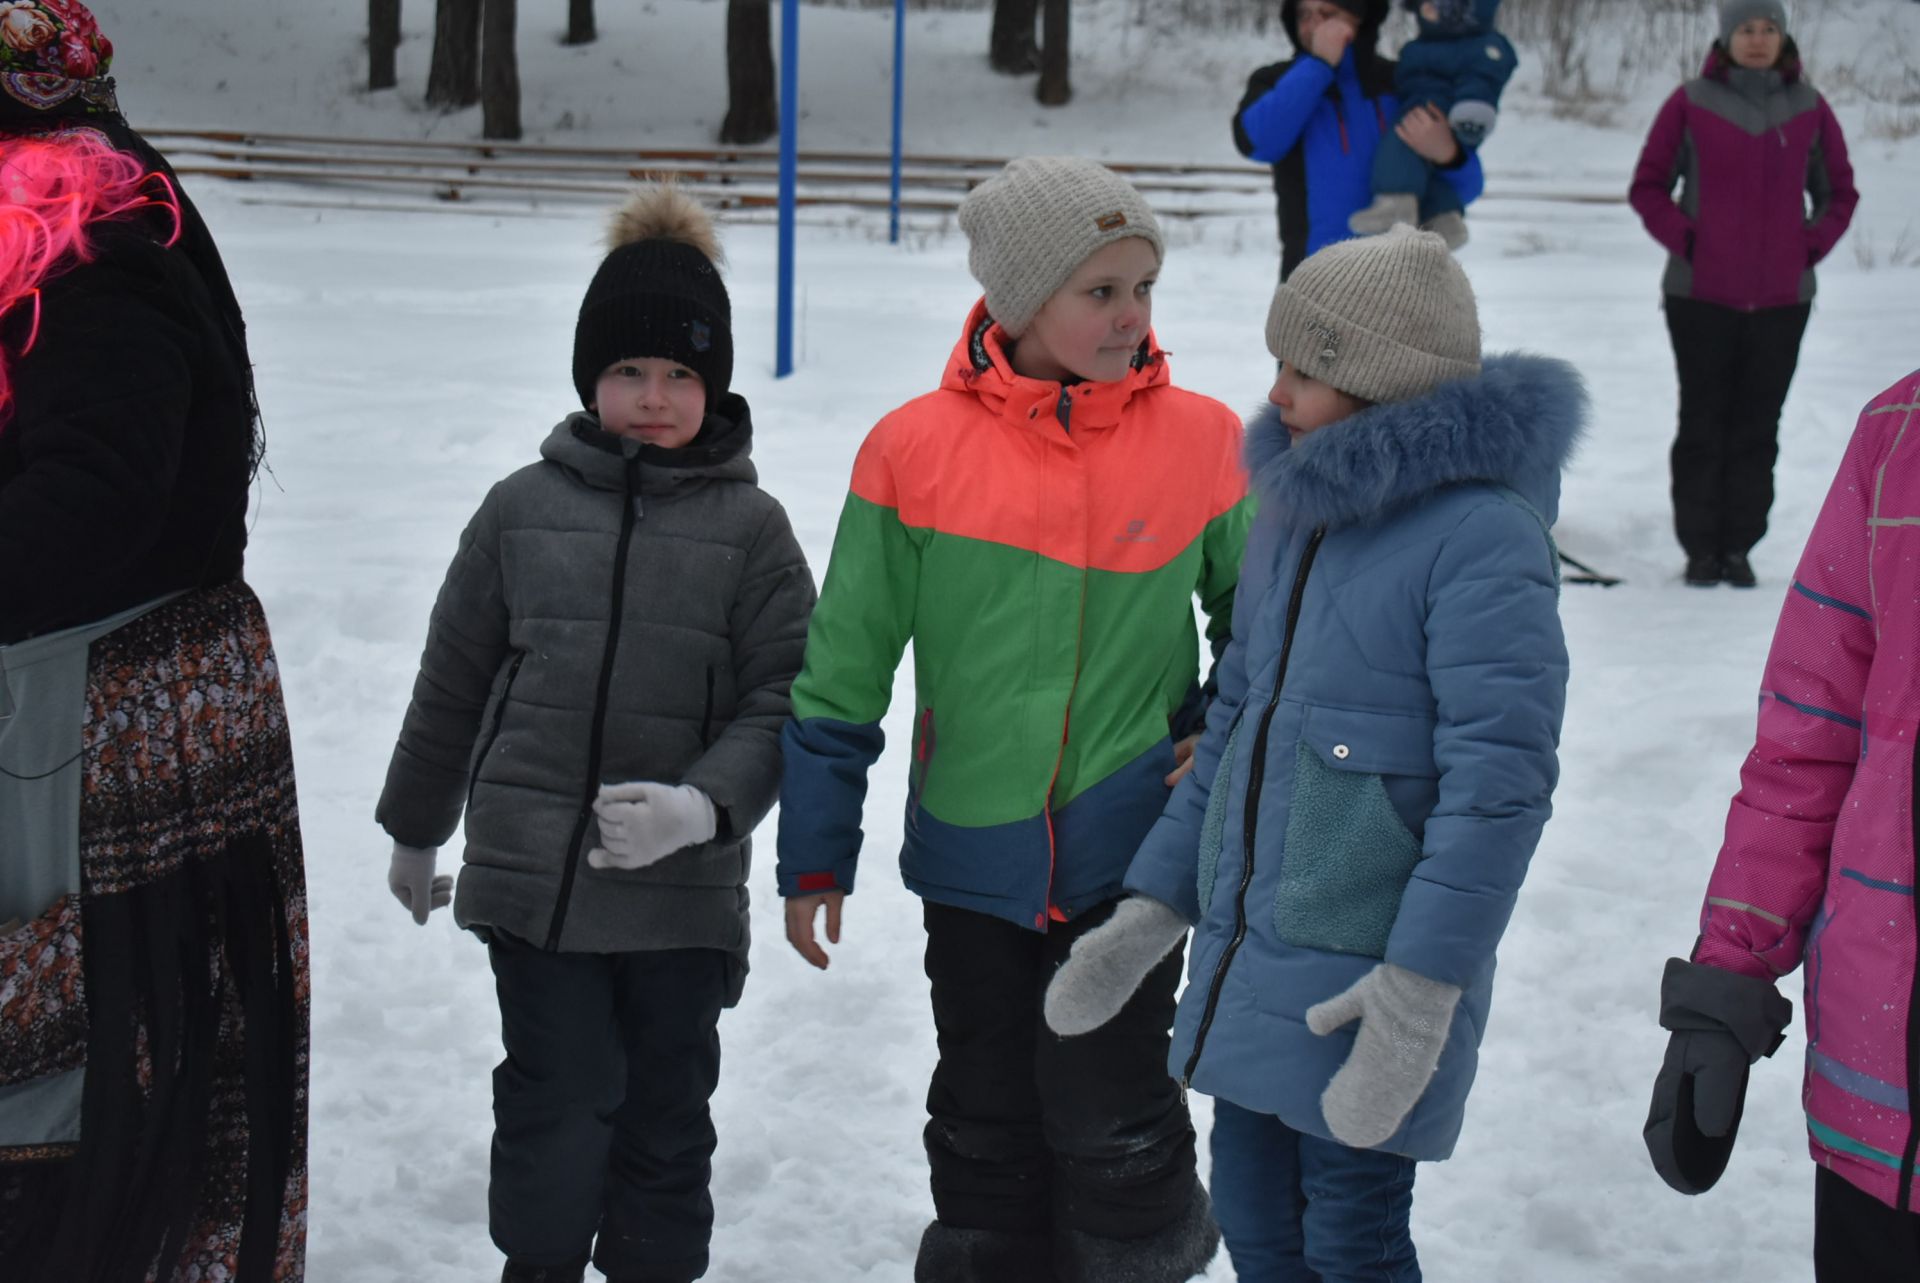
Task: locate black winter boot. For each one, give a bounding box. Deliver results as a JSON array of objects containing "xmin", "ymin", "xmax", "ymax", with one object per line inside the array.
[
  {"xmin": 1054, "ymin": 1180, "xmax": 1220, "ymax": 1283},
  {"xmin": 1684, "ymin": 553, "xmax": 1722, "ymax": 586},
  {"xmin": 915, "ymin": 1221, "xmax": 1057, "ymax": 1283},
  {"xmin": 501, "ymin": 1255, "xmax": 590, "ymax": 1283},
  {"xmin": 1720, "ymin": 552, "xmax": 1758, "ymax": 588}
]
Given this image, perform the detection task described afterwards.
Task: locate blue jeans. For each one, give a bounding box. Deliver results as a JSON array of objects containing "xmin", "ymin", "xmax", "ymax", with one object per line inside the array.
[{"xmin": 1210, "ymin": 1099, "xmax": 1420, "ymax": 1283}]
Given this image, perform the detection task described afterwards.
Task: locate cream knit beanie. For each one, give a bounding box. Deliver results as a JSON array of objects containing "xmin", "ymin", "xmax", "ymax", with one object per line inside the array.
[
  {"xmin": 957, "ymin": 156, "xmax": 1164, "ymax": 338},
  {"xmin": 1265, "ymin": 225, "xmax": 1481, "ymax": 404}
]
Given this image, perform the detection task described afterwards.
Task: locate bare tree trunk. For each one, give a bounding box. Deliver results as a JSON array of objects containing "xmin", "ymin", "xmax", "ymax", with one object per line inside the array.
[
  {"xmin": 989, "ymin": 0, "xmax": 1040, "ymax": 74},
  {"xmin": 427, "ymin": 0, "xmax": 480, "ymax": 107},
  {"xmin": 481, "ymin": 0, "xmax": 521, "ymax": 139},
  {"xmin": 565, "ymin": 0, "xmax": 595, "ymax": 46},
  {"xmin": 1037, "ymin": 0, "xmax": 1071, "ymax": 105},
  {"xmin": 370, "ymin": 0, "xmax": 401, "ymax": 91},
  {"xmin": 720, "ymin": 0, "xmax": 777, "ymax": 145}
]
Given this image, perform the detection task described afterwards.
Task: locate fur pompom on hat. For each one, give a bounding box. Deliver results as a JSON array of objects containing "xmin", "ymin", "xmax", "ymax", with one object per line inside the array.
[
  {"xmin": 1266, "ymin": 225, "xmax": 1481, "ymax": 405},
  {"xmin": 1718, "ymin": 0, "xmax": 1788, "ymax": 43},
  {"xmin": 957, "ymin": 156, "xmax": 1163, "ymax": 339},
  {"xmin": 573, "ymin": 182, "xmax": 732, "ymax": 410}
]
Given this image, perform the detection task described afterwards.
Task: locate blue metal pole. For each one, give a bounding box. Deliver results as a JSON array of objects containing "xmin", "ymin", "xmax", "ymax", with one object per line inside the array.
[
  {"xmin": 890, "ymin": 0, "xmax": 905, "ymax": 244},
  {"xmin": 777, "ymin": 0, "xmax": 799, "ymax": 378}
]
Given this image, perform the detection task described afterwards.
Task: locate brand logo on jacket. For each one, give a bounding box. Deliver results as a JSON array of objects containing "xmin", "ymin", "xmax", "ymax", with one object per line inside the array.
[{"xmin": 1114, "ymin": 519, "xmax": 1158, "ymax": 544}]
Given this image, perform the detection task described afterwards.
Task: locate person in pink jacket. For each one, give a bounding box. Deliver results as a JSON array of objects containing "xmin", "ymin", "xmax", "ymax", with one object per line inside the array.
[
  {"xmin": 1629, "ymin": 0, "xmax": 1857, "ymax": 589},
  {"xmin": 1644, "ymin": 368, "xmax": 1920, "ymax": 1282}
]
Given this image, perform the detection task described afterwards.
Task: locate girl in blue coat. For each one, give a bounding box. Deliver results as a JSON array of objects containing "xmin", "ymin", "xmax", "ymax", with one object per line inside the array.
[{"xmin": 1046, "ymin": 225, "xmax": 1583, "ymax": 1281}]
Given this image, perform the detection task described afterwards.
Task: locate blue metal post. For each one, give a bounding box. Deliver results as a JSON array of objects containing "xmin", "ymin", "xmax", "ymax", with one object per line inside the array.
[
  {"xmin": 890, "ymin": 0, "xmax": 905, "ymax": 244},
  {"xmin": 777, "ymin": 0, "xmax": 799, "ymax": 378}
]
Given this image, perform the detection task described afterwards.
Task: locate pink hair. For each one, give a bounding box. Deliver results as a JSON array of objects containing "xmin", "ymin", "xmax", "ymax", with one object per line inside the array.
[{"xmin": 0, "ymin": 129, "xmax": 181, "ymax": 428}]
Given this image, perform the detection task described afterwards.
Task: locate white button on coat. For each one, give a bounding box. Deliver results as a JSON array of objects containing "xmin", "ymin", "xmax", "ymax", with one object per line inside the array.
[{"xmin": 1332, "ymin": 744, "xmax": 1350, "ymax": 760}]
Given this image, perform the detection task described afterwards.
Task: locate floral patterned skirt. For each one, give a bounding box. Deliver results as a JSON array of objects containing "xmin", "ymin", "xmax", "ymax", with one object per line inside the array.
[{"xmin": 0, "ymin": 580, "xmax": 309, "ymax": 1283}]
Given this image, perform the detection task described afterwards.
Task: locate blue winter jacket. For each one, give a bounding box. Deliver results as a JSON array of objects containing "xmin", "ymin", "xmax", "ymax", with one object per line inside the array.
[
  {"xmin": 1397, "ymin": 0, "xmax": 1517, "ymax": 113},
  {"xmin": 1235, "ymin": 44, "xmax": 1485, "ymax": 278},
  {"xmin": 1124, "ymin": 354, "xmax": 1584, "ymax": 1161}
]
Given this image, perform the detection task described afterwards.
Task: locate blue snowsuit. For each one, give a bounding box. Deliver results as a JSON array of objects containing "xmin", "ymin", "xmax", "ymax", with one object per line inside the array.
[{"xmin": 1374, "ymin": 0, "xmax": 1517, "ymax": 202}]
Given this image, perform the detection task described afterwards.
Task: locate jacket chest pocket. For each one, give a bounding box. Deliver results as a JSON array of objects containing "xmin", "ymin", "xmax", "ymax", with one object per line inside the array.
[{"xmin": 1274, "ymin": 705, "xmax": 1437, "ymax": 959}]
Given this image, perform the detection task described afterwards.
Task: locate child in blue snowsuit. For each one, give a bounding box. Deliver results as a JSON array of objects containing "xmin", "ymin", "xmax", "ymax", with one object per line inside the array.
[
  {"xmin": 1043, "ymin": 225, "xmax": 1583, "ymax": 1281},
  {"xmin": 1350, "ymin": 0, "xmax": 1516, "ymax": 247}
]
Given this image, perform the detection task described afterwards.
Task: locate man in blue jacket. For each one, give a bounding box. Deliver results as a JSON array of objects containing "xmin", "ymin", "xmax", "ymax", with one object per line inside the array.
[{"xmin": 1233, "ymin": 0, "xmax": 1484, "ymax": 278}]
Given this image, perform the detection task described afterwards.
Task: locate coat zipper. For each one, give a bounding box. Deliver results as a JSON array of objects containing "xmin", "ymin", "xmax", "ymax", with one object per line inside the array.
[
  {"xmin": 1899, "ymin": 739, "xmax": 1920, "ymax": 1211},
  {"xmin": 545, "ymin": 457, "xmax": 642, "ymax": 950},
  {"xmin": 1036, "ymin": 387, "xmax": 1084, "ymax": 926},
  {"xmin": 1181, "ymin": 526, "xmax": 1326, "ymax": 1087},
  {"xmin": 466, "ymin": 651, "xmax": 526, "ymax": 811}
]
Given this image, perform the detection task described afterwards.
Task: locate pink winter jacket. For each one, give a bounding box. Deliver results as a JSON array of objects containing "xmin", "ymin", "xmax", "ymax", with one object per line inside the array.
[{"xmin": 1696, "ymin": 369, "xmax": 1920, "ymax": 1212}]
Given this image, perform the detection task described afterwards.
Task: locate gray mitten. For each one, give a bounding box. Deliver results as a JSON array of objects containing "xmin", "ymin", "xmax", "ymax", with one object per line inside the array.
[
  {"xmin": 388, "ymin": 842, "xmax": 452, "ymax": 925},
  {"xmin": 1644, "ymin": 956, "xmax": 1792, "ymax": 1194},
  {"xmin": 588, "ymin": 781, "xmax": 717, "ymax": 871},
  {"xmin": 1306, "ymin": 963, "xmax": 1462, "ymax": 1148},
  {"xmin": 1044, "ymin": 896, "xmax": 1191, "ymax": 1037},
  {"xmin": 1448, "ymin": 99, "xmax": 1499, "ymax": 148}
]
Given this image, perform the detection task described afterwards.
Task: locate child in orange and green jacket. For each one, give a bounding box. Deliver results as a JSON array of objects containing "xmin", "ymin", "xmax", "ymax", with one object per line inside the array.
[{"xmin": 776, "ymin": 157, "xmax": 1253, "ymax": 1282}]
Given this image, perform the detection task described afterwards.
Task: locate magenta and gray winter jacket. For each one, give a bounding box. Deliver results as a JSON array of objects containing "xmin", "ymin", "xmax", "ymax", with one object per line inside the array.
[
  {"xmin": 1693, "ymin": 369, "xmax": 1920, "ymax": 1212},
  {"xmin": 1629, "ymin": 48, "xmax": 1856, "ymax": 312}
]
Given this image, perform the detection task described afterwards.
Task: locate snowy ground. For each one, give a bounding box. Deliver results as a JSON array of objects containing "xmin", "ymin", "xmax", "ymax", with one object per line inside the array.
[{"xmin": 77, "ymin": 1, "xmax": 1920, "ymax": 1279}]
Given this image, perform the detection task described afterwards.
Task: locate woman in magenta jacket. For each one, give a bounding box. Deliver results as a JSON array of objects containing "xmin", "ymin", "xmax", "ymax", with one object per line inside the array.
[{"xmin": 1629, "ymin": 0, "xmax": 1856, "ymax": 589}]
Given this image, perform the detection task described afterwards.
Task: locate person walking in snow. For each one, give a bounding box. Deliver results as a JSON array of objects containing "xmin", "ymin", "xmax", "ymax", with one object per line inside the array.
[
  {"xmin": 0, "ymin": 6, "xmax": 310, "ymax": 1279},
  {"xmin": 1046, "ymin": 226, "xmax": 1584, "ymax": 1283},
  {"xmin": 1643, "ymin": 369, "xmax": 1920, "ymax": 1281},
  {"xmin": 1347, "ymin": 0, "xmax": 1516, "ymax": 249},
  {"xmin": 1235, "ymin": 0, "xmax": 1485, "ymax": 281},
  {"xmin": 1629, "ymin": 0, "xmax": 1857, "ymax": 588},
  {"xmin": 375, "ymin": 184, "xmax": 814, "ymax": 1283},
  {"xmin": 776, "ymin": 157, "xmax": 1252, "ymax": 1283}
]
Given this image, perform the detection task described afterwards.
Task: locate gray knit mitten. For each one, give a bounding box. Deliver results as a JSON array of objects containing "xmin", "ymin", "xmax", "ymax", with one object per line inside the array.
[
  {"xmin": 1347, "ymin": 192, "xmax": 1420, "ymax": 236},
  {"xmin": 1306, "ymin": 962, "xmax": 1462, "ymax": 1148},
  {"xmin": 1044, "ymin": 895, "xmax": 1191, "ymax": 1037},
  {"xmin": 388, "ymin": 842, "xmax": 452, "ymax": 926}
]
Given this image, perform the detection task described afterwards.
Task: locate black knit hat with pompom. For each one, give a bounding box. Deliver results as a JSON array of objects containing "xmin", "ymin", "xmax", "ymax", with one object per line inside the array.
[{"xmin": 573, "ymin": 183, "xmax": 732, "ymax": 409}]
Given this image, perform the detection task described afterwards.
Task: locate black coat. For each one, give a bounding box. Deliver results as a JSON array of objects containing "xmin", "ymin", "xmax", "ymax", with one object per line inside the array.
[{"xmin": 0, "ymin": 207, "xmax": 254, "ymax": 643}]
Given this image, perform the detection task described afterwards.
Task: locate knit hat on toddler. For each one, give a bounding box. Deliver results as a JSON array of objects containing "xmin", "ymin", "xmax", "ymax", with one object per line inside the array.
[
  {"xmin": 956, "ymin": 156, "xmax": 1163, "ymax": 338},
  {"xmin": 573, "ymin": 183, "xmax": 731, "ymax": 410},
  {"xmin": 1266, "ymin": 225, "xmax": 1480, "ymax": 405},
  {"xmin": 1718, "ymin": 0, "xmax": 1788, "ymax": 42}
]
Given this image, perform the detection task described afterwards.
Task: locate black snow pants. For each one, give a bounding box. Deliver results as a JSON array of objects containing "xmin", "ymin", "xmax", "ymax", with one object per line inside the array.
[
  {"xmin": 920, "ymin": 898, "xmax": 1198, "ymax": 1242},
  {"xmin": 487, "ymin": 933, "xmax": 727, "ymax": 1283},
  {"xmin": 1664, "ymin": 295, "xmax": 1812, "ymax": 559}
]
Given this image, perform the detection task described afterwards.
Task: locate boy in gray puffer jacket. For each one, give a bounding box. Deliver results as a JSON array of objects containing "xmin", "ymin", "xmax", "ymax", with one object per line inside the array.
[{"xmin": 375, "ymin": 184, "xmax": 814, "ymax": 1283}]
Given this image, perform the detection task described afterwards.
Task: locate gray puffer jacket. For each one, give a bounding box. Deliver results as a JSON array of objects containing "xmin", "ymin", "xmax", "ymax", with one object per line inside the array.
[{"xmin": 377, "ymin": 396, "xmax": 814, "ymax": 995}]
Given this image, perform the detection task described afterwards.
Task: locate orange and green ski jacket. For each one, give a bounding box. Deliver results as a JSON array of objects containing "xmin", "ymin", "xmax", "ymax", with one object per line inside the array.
[{"xmin": 775, "ymin": 301, "xmax": 1254, "ymax": 930}]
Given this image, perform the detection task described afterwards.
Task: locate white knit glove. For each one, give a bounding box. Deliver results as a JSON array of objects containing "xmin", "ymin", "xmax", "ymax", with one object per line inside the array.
[
  {"xmin": 388, "ymin": 842, "xmax": 452, "ymax": 925},
  {"xmin": 588, "ymin": 781, "xmax": 717, "ymax": 870},
  {"xmin": 1306, "ymin": 962, "xmax": 1462, "ymax": 1148}
]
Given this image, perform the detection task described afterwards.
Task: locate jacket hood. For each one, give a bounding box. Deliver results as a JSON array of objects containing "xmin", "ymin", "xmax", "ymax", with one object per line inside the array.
[
  {"xmin": 1247, "ymin": 352, "xmax": 1587, "ymax": 528},
  {"xmin": 938, "ymin": 297, "xmax": 1172, "ymax": 431},
  {"xmin": 1407, "ymin": 0, "xmax": 1500, "ymax": 36},
  {"xmin": 540, "ymin": 390, "xmax": 758, "ymax": 494},
  {"xmin": 1703, "ymin": 40, "xmax": 1803, "ymax": 85},
  {"xmin": 1282, "ymin": 0, "xmax": 1389, "ymax": 55}
]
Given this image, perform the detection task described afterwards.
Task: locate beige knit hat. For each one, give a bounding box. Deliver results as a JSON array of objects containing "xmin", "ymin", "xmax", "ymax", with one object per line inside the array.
[
  {"xmin": 1266, "ymin": 225, "xmax": 1481, "ymax": 404},
  {"xmin": 957, "ymin": 156, "xmax": 1164, "ymax": 338}
]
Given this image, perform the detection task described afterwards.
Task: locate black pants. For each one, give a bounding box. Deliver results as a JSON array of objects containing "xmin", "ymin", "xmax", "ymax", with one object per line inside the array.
[
  {"xmin": 1664, "ymin": 296, "xmax": 1812, "ymax": 559},
  {"xmin": 1815, "ymin": 1167, "xmax": 1920, "ymax": 1282},
  {"xmin": 487, "ymin": 934, "xmax": 727, "ymax": 1283},
  {"xmin": 921, "ymin": 898, "xmax": 1197, "ymax": 1242}
]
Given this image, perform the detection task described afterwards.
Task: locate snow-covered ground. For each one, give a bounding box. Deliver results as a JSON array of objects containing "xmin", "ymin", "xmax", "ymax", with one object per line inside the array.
[{"xmin": 77, "ymin": 1, "xmax": 1920, "ymax": 1279}]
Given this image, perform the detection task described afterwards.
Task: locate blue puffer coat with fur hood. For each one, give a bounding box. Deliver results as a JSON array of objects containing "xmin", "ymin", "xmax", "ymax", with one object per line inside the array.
[{"xmin": 1125, "ymin": 352, "xmax": 1584, "ymax": 1160}]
